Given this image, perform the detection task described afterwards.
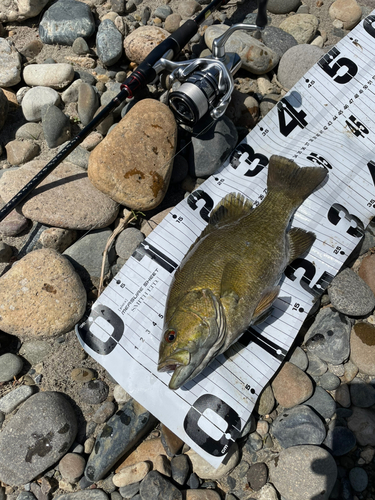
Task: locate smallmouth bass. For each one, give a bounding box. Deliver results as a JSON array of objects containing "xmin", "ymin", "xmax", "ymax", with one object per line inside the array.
[{"xmin": 158, "ymin": 155, "xmax": 327, "ymax": 390}]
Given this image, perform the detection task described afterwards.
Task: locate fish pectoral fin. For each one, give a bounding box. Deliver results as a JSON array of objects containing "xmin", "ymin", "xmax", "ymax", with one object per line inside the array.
[
  {"xmin": 209, "ymin": 192, "xmax": 253, "ymax": 227},
  {"xmin": 288, "ymin": 227, "xmax": 316, "ymax": 263},
  {"xmin": 252, "ymin": 286, "xmax": 280, "ymax": 322}
]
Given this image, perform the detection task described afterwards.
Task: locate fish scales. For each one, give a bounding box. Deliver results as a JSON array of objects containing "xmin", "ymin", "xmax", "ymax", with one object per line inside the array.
[{"xmin": 158, "ymin": 155, "xmax": 327, "ymax": 390}]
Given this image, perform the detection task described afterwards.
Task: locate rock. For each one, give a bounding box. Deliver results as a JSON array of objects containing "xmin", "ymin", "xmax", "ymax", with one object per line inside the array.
[
  {"xmin": 72, "ymin": 37, "xmax": 90, "ymax": 56},
  {"xmin": 118, "ymin": 483, "xmax": 140, "ymax": 499},
  {"xmin": 323, "ymin": 425, "xmax": 356, "ymax": 456},
  {"xmin": 0, "ymin": 385, "xmax": 34, "ymax": 413},
  {"xmin": 271, "ymin": 405, "xmax": 326, "ymax": 448},
  {"xmin": 349, "ymin": 467, "xmax": 368, "ymax": 492},
  {"xmin": 184, "ymin": 491, "xmax": 220, "ymax": 500},
  {"xmin": 225, "ymin": 91, "xmax": 259, "ymax": 129},
  {"xmin": 247, "ymin": 462, "xmax": 268, "ymax": 491},
  {"xmin": 78, "ymin": 83, "xmax": 100, "ymax": 126},
  {"xmin": 97, "ymin": 20, "xmax": 123, "ymax": 66},
  {"xmin": 0, "ymin": 39, "xmax": 22, "ymax": 87},
  {"xmin": 205, "ymin": 24, "xmax": 279, "ymax": 75},
  {"xmin": 341, "ymin": 359, "xmax": 358, "ymax": 383},
  {"xmin": 5, "ymin": 140, "xmax": 40, "ymax": 165},
  {"xmin": 16, "ymin": 122, "xmax": 43, "ymax": 141},
  {"xmin": 328, "ymin": 268, "xmax": 375, "ymax": 316},
  {"xmin": 0, "ymin": 353, "xmax": 23, "ymax": 382},
  {"xmin": 333, "ymin": 383, "xmax": 351, "ymax": 407},
  {"xmin": 19, "ymin": 39, "xmax": 44, "ymax": 60},
  {"xmin": 39, "ymin": 0, "xmax": 95, "ymax": 45},
  {"xmin": 165, "ymin": 13, "xmax": 181, "ymax": 33},
  {"xmin": 304, "ymin": 386, "xmax": 336, "ymax": 419},
  {"xmin": 347, "ymin": 407, "xmax": 375, "ymax": 446},
  {"xmin": 63, "ymin": 228, "xmax": 115, "ymax": 281},
  {"xmin": 19, "ymin": 340, "xmax": 51, "ymax": 365},
  {"xmin": 271, "ymin": 361, "xmax": 313, "ymax": 408},
  {"xmin": 23, "ymin": 64, "xmax": 74, "ymax": 90},
  {"xmin": 85, "ymin": 399, "xmax": 156, "ymax": 482},
  {"xmin": 279, "ymin": 14, "xmax": 319, "ymax": 44},
  {"xmin": 171, "ymin": 454, "xmax": 190, "ymax": 485},
  {"xmin": 0, "ymin": 201, "xmax": 29, "ymax": 237},
  {"xmin": 58, "ymin": 144, "xmax": 90, "ymax": 170},
  {"xmin": 139, "ymin": 470, "xmax": 182, "ymax": 499},
  {"xmin": 0, "ymin": 392, "xmax": 77, "ymax": 486},
  {"xmin": 267, "ymin": 0, "xmax": 301, "ymax": 14},
  {"xmin": 254, "ymin": 383, "xmax": 275, "ymax": 416},
  {"xmin": 92, "ymin": 402, "xmax": 116, "ymax": 424},
  {"xmin": 189, "ymin": 116, "xmax": 238, "ymax": 178},
  {"xmin": 277, "ymin": 44, "xmax": 325, "ymax": 90},
  {"xmin": 93, "ymin": 105, "xmax": 114, "ymax": 135},
  {"xmin": 304, "ymin": 307, "xmax": 351, "ymax": 364},
  {"xmin": 186, "ymin": 443, "xmax": 240, "ymax": 480},
  {"xmin": 42, "ymin": 105, "xmax": 71, "ymax": 148},
  {"xmin": 161, "ymin": 424, "xmax": 184, "ymax": 457},
  {"xmin": 350, "ymin": 322, "xmax": 375, "ymax": 375},
  {"xmin": 349, "ymin": 377, "xmax": 375, "ymax": 407},
  {"xmin": 124, "ymin": 26, "xmax": 170, "ymax": 64},
  {"xmin": 289, "ymin": 346, "xmax": 308, "ymax": 371},
  {"xmin": 178, "ymin": 0, "xmax": 201, "ymax": 19},
  {"xmin": 261, "ymin": 26, "xmax": 298, "ymax": 58},
  {"xmin": 53, "ymin": 491, "xmax": 108, "ymax": 500},
  {"xmin": 154, "ymin": 455, "xmax": 172, "ymax": 477},
  {"xmin": 113, "ymin": 385, "xmax": 131, "ymax": 404},
  {"xmin": 260, "ymin": 93, "xmax": 281, "ymax": 117},
  {"xmin": 22, "ymin": 86, "xmax": 60, "ymax": 122},
  {"xmin": 258, "ymin": 483, "xmax": 278, "ymax": 500},
  {"xmin": 38, "ymin": 227, "xmax": 77, "ymax": 253},
  {"xmin": 0, "ymin": 248, "xmax": 86, "ymax": 337},
  {"xmin": 88, "ymin": 99, "xmax": 177, "ymax": 211},
  {"xmin": 59, "ymin": 453, "xmax": 86, "ymax": 483},
  {"xmin": 170, "ymin": 155, "xmax": 189, "ymax": 184},
  {"xmin": 81, "ymin": 132, "xmax": 103, "ymax": 151},
  {"xmin": 113, "ymin": 462, "xmax": 150, "ymax": 487},
  {"xmin": 116, "ymin": 438, "xmax": 166, "ymax": 470},
  {"xmin": 269, "ymin": 445, "xmax": 337, "ymax": 500},
  {"xmin": 319, "ymin": 371, "xmax": 341, "ymax": 390},
  {"xmin": 0, "ymin": 87, "xmax": 8, "ymax": 130},
  {"xmin": 80, "ymin": 380, "xmax": 109, "ymax": 404},
  {"xmin": 140, "ymin": 207, "xmax": 173, "ymax": 237},
  {"xmin": 0, "ymin": 160, "xmax": 119, "ymax": 230},
  {"xmin": 71, "ymin": 367, "xmax": 95, "ymax": 383},
  {"xmin": 0, "ymin": 0, "xmax": 49, "ymax": 22},
  {"xmin": 153, "ymin": 5, "xmax": 172, "ymax": 20},
  {"xmin": 329, "ymin": 0, "xmax": 362, "ymax": 30},
  {"xmin": 358, "ymin": 253, "xmax": 375, "ymax": 296},
  {"xmin": 306, "ymin": 351, "xmax": 327, "ymax": 376},
  {"xmin": 0, "ymin": 241, "xmax": 12, "ymax": 262}
]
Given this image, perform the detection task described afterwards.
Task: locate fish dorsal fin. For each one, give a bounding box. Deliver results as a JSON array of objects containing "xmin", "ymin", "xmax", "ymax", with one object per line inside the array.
[
  {"xmin": 288, "ymin": 227, "xmax": 316, "ymax": 263},
  {"xmin": 209, "ymin": 192, "xmax": 253, "ymax": 227},
  {"xmin": 252, "ymin": 286, "xmax": 280, "ymax": 322}
]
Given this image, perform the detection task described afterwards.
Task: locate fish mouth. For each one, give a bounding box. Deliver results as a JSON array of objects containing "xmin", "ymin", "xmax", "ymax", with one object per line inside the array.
[{"xmin": 157, "ymin": 349, "xmax": 190, "ymax": 373}]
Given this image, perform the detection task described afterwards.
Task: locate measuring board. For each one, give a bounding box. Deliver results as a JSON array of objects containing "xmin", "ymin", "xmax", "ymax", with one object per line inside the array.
[{"xmin": 76, "ymin": 11, "xmax": 375, "ymax": 468}]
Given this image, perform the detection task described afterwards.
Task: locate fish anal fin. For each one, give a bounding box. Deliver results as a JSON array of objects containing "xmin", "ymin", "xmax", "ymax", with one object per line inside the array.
[
  {"xmin": 252, "ymin": 286, "xmax": 280, "ymax": 322},
  {"xmin": 209, "ymin": 192, "xmax": 253, "ymax": 227},
  {"xmin": 288, "ymin": 227, "xmax": 315, "ymax": 263}
]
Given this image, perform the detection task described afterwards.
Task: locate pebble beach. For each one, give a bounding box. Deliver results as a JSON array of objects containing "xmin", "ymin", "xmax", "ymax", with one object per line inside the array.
[{"xmin": 0, "ymin": 0, "xmax": 375, "ymax": 499}]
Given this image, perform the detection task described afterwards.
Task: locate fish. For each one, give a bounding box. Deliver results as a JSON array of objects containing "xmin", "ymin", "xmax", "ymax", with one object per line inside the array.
[{"xmin": 157, "ymin": 155, "xmax": 327, "ymax": 390}]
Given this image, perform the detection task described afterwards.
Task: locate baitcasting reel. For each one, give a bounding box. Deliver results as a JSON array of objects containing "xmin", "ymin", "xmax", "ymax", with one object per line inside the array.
[{"xmin": 156, "ymin": 23, "xmax": 266, "ymax": 127}]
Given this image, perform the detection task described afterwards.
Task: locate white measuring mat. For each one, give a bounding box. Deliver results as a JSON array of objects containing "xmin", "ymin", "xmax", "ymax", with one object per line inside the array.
[{"xmin": 76, "ymin": 11, "xmax": 375, "ymax": 467}]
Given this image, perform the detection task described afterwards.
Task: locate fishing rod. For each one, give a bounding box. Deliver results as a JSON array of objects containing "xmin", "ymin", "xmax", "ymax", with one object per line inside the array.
[{"xmin": 0, "ymin": 0, "xmax": 269, "ymax": 223}]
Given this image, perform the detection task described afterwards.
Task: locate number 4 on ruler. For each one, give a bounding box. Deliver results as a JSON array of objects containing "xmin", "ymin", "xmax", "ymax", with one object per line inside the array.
[{"xmin": 277, "ymin": 98, "xmax": 308, "ymax": 137}]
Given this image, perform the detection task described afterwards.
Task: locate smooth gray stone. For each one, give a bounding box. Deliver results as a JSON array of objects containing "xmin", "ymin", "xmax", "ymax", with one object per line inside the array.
[
  {"xmin": 79, "ymin": 380, "xmax": 109, "ymax": 405},
  {"xmin": 272, "ymin": 405, "xmax": 326, "ymax": 448},
  {"xmin": 118, "ymin": 482, "xmax": 140, "ymax": 498},
  {"xmin": 349, "ymin": 378, "xmax": 375, "ymax": 407},
  {"xmin": 278, "ymin": 44, "xmax": 325, "ymax": 90},
  {"xmin": 304, "ymin": 307, "xmax": 352, "ymax": 364},
  {"xmin": 115, "ymin": 228, "xmax": 144, "ymax": 261},
  {"xmin": 96, "ymin": 20, "xmax": 123, "ymax": 66},
  {"xmin": 153, "ymin": 5, "xmax": 172, "ymax": 20},
  {"xmin": 58, "ymin": 143, "xmax": 90, "ymax": 170},
  {"xmin": 17, "ymin": 493, "xmax": 37, "ymax": 500},
  {"xmin": 261, "ymin": 26, "xmax": 298, "ymax": 58},
  {"xmin": 73, "ymin": 37, "xmax": 90, "ymax": 56},
  {"xmin": 319, "ymin": 371, "xmax": 341, "ymax": 391},
  {"xmin": 39, "ymin": 0, "xmax": 95, "ymax": 45},
  {"xmin": 289, "ymin": 346, "xmax": 308, "ymax": 371},
  {"xmin": 42, "ymin": 105, "xmax": 71, "ymax": 148},
  {"xmin": 139, "ymin": 471, "xmax": 182, "ymax": 500},
  {"xmin": 78, "ymin": 83, "xmax": 99, "ymax": 126},
  {"xmin": 55, "ymin": 491, "xmax": 109, "ymax": 500},
  {"xmin": 245, "ymin": 431, "xmax": 263, "ymax": 452},
  {"xmin": 323, "ymin": 425, "xmax": 356, "ymax": 456},
  {"xmin": 267, "ymin": 0, "xmax": 301, "ymax": 14},
  {"xmin": 349, "ymin": 467, "xmax": 368, "ymax": 492},
  {"xmin": 306, "ymin": 351, "xmax": 327, "ymax": 377},
  {"xmin": 0, "ymin": 385, "xmax": 34, "ymax": 414},
  {"xmin": 171, "ymin": 454, "xmax": 190, "ymax": 486},
  {"xmin": 0, "ymin": 392, "xmax": 77, "ymax": 485},
  {"xmin": 304, "ymin": 386, "xmax": 336, "ymax": 419},
  {"xmin": 328, "ymin": 268, "xmax": 375, "ymax": 317},
  {"xmin": 84, "ymin": 399, "xmax": 156, "ymax": 482},
  {"xmin": 0, "ymin": 353, "xmax": 23, "ymax": 382}
]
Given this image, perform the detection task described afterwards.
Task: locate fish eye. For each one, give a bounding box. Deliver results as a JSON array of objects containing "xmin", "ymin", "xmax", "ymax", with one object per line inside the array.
[{"xmin": 165, "ymin": 329, "xmax": 177, "ymax": 343}]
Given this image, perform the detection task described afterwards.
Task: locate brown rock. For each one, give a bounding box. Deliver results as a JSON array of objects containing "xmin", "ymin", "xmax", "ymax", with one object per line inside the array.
[
  {"xmin": 113, "ymin": 461, "xmax": 150, "ymax": 487},
  {"xmin": 124, "ymin": 26, "xmax": 169, "ymax": 64},
  {"xmin": 161, "ymin": 424, "xmax": 184, "ymax": 456},
  {"xmin": 358, "ymin": 254, "xmax": 375, "ymax": 295},
  {"xmin": 154, "ymin": 454, "xmax": 171, "ymax": 477},
  {"xmin": 164, "ymin": 13, "xmax": 182, "ymax": 33},
  {"xmin": 59, "ymin": 453, "xmax": 86, "ymax": 483},
  {"xmin": 329, "ymin": 0, "xmax": 362, "ymax": 29},
  {"xmin": 115, "ymin": 437, "xmax": 166, "ymax": 471},
  {"xmin": 183, "ymin": 491, "xmax": 221, "ymax": 500},
  {"xmin": 186, "ymin": 443, "xmax": 240, "ymax": 480},
  {"xmin": 271, "ymin": 361, "xmax": 313, "ymax": 408},
  {"xmin": 0, "ymin": 248, "xmax": 86, "ymax": 338},
  {"xmin": 2, "ymin": 88, "xmax": 18, "ymax": 111},
  {"xmin": 347, "ymin": 407, "xmax": 375, "ymax": 446},
  {"xmin": 38, "ymin": 227, "xmax": 78, "ymax": 253},
  {"xmin": 0, "ymin": 160, "xmax": 119, "ymax": 230},
  {"xmin": 350, "ymin": 322, "xmax": 375, "ymax": 375},
  {"xmin": 5, "ymin": 140, "xmax": 40, "ymax": 165},
  {"xmin": 88, "ymin": 99, "xmax": 177, "ymax": 211},
  {"xmin": 0, "ymin": 199, "xmax": 29, "ymax": 236}
]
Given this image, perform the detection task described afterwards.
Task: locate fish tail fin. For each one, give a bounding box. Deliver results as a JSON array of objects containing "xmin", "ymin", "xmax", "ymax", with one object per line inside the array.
[{"xmin": 267, "ymin": 155, "xmax": 327, "ymax": 204}]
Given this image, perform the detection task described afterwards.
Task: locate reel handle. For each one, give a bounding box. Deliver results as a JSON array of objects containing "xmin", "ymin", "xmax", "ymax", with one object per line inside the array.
[{"xmin": 256, "ymin": 0, "xmax": 269, "ymax": 29}]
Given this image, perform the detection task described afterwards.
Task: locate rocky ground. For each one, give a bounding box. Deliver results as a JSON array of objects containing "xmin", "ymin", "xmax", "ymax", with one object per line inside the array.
[{"xmin": 0, "ymin": 0, "xmax": 375, "ymax": 499}]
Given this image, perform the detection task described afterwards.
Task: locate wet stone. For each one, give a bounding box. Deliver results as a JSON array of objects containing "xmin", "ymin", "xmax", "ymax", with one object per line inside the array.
[
  {"xmin": 349, "ymin": 377, "xmax": 375, "ymax": 407},
  {"xmin": 171, "ymin": 454, "xmax": 190, "ymax": 486},
  {"xmin": 139, "ymin": 470, "xmax": 182, "ymax": 500},
  {"xmin": 85, "ymin": 399, "xmax": 156, "ymax": 482},
  {"xmin": 79, "ymin": 380, "xmax": 109, "ymax": 405},
  {"xmin": 328, "ymin": 268, "xmax": 375, "ymax": 317},
  {"xmin": 0, "ymin": 353, "xmax": 24, "ymax": 382},
  {"xmin": 271, "ymin": 405, "xmax": 326, "ymax": 448},
  {"xmin": 323, "ymin": 425, "xmax": 356, "ymax": 456},
  {"xmin": 247, "ymin": 462, "xmax": 268, "ymax": 491},
  {"xmin": 304, "ymin": 386, "xmax": 336, "ymax": 419},
  {"xmin": 0, "ymin": 391, "xmax": 77, "ymax": 486}
]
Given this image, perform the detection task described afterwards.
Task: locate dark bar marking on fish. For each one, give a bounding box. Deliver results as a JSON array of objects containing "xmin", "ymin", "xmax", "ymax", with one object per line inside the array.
[
  {"xmin": 183, "ymin": 394, "xmax": 242, "ymax": 457},
  {"xmin": 318, "ymin": 47, "xmax": 358, "ymax": 84},
  {"xmin": 238, "ymin": 328, "xmax": 287, "ymax": 361},
  {"xmin": 364, "ymin": 15, "xmax": 375, "ymax": 38},
  {"xmin": 76, "ymin": 305, "xmax": 124, "ymax": 355},
  {"xmin": 132, "ymin": 242, "xmax": 178, "ymax": 273}
]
